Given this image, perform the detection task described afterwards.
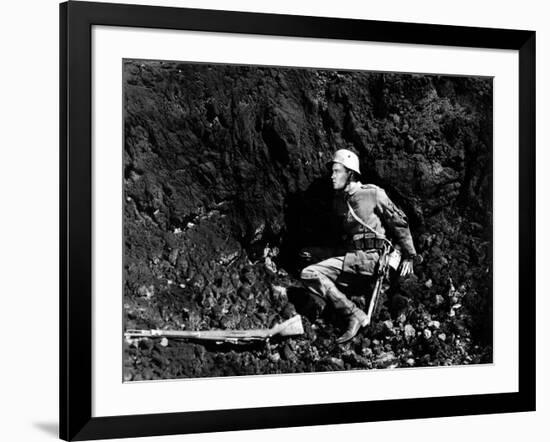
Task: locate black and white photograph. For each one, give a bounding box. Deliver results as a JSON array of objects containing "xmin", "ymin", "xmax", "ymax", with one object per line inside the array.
[{"xmin": 123, "ymin": 60, "xmax": 493, "ymax": 381}]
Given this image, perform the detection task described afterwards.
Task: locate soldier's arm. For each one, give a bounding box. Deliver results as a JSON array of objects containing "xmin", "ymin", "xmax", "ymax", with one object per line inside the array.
[{"xmin": 375, "ymin": 188, "xmax": 417, "ymax": 258}]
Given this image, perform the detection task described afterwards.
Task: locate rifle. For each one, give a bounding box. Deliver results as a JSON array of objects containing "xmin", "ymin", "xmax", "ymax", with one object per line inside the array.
[
  {"xmin": 365, "ymin": 244, "xmax": 400, "ymax": 325},
  {"xmin": 125, "ymin": 315, "xmax": 304, "ymax": 343}
]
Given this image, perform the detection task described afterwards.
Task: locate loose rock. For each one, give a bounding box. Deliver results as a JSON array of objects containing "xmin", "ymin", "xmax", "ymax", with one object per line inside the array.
[{"xmin": 404, "ymin": 324, "xmax": 416, "ymax": 340}]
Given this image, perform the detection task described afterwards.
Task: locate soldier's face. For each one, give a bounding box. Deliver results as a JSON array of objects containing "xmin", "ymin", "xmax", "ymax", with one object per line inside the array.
[{"xmin": 331, "ymin": 163, "xmax": 350, "ymax": 190}]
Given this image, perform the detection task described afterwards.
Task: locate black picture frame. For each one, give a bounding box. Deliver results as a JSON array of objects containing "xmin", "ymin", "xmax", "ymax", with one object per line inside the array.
[{"xmin": 60, "ymin": 1, "xmax": 536, "ymax": 440}]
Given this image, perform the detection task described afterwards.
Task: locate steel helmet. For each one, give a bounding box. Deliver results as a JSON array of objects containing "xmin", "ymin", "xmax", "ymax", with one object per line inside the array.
[{"xmin": 331, "ymin": 149, "xmax": 361, "ymax": 175}]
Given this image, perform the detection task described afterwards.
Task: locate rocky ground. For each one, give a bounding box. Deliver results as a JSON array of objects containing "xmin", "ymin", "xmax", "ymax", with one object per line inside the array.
[{"xmin": 123, "ymin": 60, "xmax": 493, "ymax": 381}]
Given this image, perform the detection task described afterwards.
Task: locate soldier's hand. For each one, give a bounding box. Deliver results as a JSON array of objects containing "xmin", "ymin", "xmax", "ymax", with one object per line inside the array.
[{"xmin": 400, "ymin": 258, "xmax": 414, "ymax": 277}]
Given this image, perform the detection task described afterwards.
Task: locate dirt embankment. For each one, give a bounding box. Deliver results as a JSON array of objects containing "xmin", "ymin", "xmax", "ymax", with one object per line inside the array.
[{"xmin": 123, "ymin": 61, "xmax": 492, "ymax": 381}]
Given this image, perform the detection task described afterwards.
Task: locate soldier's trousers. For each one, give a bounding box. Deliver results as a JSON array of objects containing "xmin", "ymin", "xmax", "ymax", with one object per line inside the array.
[{"xmin": 300, "ymin": 255, "xmax": 364, "ymax": 317}]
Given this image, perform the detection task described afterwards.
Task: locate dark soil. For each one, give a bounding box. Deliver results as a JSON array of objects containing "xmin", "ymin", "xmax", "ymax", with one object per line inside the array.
[{"xmin": 123, "ymin": 60, "xmax": 493, "ymax": 381}]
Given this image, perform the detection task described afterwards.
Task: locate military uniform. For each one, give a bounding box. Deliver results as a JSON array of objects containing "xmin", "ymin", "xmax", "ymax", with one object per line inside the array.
[{"xmin": 300, "ymin": 182, "xmax": 416, "ymax": 318}]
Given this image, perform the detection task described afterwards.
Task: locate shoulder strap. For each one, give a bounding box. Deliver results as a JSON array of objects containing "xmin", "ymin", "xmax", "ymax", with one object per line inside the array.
[
  {"xmin": 346, "ymin": 200, "xmax": 378, "ymax": 236},
  {"xmin": 347, "ymin": 201, "xmax": 392, "ymax": 246}
]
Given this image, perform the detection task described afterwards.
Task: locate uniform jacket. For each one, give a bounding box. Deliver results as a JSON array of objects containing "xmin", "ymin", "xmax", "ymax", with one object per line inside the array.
[{"xmin": 335, "ymin": 182, "xmax": 417, "ymax": 276}]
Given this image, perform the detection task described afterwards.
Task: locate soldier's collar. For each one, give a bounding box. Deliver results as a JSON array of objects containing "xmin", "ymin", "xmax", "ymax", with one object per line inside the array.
[{"xmin": 345, "ymin": 181, "xmax": 363, "ymax": 196}]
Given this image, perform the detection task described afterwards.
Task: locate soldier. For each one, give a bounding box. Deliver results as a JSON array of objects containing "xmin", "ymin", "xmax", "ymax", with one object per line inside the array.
[{"xmin": 300, "ymin": 149, "xmax": 417, "ymax": 344}]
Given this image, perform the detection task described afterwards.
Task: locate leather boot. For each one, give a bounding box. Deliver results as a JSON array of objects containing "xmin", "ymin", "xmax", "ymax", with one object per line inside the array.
[{"xmin": 336, "ymin": 309, "xmax": 369, "ymax": 344}]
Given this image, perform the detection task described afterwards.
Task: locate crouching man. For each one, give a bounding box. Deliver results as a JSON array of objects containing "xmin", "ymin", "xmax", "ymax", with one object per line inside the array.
[{"xmin": 301, "ymin": 149, "xmax": 417, "ymax": 344}]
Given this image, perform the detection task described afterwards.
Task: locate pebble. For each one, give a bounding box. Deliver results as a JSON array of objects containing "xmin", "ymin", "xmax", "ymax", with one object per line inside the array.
[
  {"xmin": 428, "ymin": 320, "xmax": 441, "ymax": 329},
  {"xmin": 362, "ymin": 347, "xmax": 373, "ymax": 358},
  {"xmin": 310, "ymin": 347, "xmax": 321, "ymax": 362},
  {"xmin": 383, "ymin": 320, "xmax": 394, "ymax": 330},
  {"xmin": 271, "ymin": 285, "xmax": 287, "ymax": 301},
  {"xmin": 329, "ymin": 357, "xmax": 345, "ymax": 369},
  {"xmin": 423, "ymin": 329, "xmax": 432, "ymax": 339},
  {"xmin": 168, "ymin": 249, "xmax": 179, "ymax": 265},
  {"xmin": 374, "ymin": 352, "xmax": 397, "ymax": 368},
  {"xmin": 437, "ymin": 333, "xmax": 447, "ymax": 342},
  {"xmin": 137, "ymin": 285, "xmax": 155, "ymax": 299},
  {"xmin": 282, "ymin": 344, "xmax": 296, "ymax": 362},
  {"xmin": 425, "ymin": 279, "xmax": 433, "ymax": 288},
  {"xmin": 435, "ymin": 294, "xmax": 445, "ymax": 306},
  {"xmin": 404, "ymin": 324, "xmax": 416, "ymax": 339},
  {"xmin": 160, "ymin": 337, "xmax": 169, "ymax": 347},
  {"xmin": 406, "ymin": 358, "xmax": 415, "ymax": 367},
  {"xmin": 264, "ymin": 257, "xmax": 277, "ymax": 274}
]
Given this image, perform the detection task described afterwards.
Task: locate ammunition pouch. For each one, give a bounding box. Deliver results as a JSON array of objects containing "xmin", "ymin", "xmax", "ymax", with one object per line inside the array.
[{"xmin": 351, "ymin": 234, "xmax": 387, "ymax": 252}]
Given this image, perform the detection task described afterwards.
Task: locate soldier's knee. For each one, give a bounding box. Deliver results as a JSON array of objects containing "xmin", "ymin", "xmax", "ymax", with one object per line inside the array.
[{"xmin": 301, "ymin": 267, "xmax": 319, "ymax": 281}]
